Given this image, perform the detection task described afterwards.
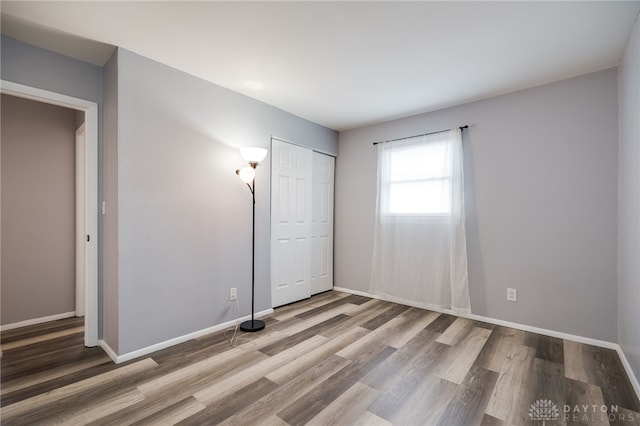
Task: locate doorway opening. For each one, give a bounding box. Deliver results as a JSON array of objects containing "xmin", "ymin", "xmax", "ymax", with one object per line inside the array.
[{"xmin": 1, "ymin": 80, "xmax": 99, "ymax": 347}]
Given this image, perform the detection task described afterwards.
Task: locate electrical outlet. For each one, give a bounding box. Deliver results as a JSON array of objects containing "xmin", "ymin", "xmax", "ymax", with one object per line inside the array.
[
  {"xmin": 229, "ymin": 287, "xmax": 237, "ymax": 301},
  {"xmin": 507, "ymin": 288, "xmax": 517, "ymax": 302}
]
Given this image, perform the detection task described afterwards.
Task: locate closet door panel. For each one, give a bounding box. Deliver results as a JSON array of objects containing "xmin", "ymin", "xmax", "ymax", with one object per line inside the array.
[
  {"xmin": 311, "ymin": 152, "xmax": 335, "ymax": 295},
  {"xmin": 271, "ymin": 139, "xmax": 312, "ymax": 307}
]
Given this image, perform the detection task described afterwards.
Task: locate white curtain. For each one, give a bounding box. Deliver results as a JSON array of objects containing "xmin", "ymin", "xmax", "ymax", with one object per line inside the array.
[{"xmin": 369, "ymin": 128, "xmax": 471, "ymax": 313}]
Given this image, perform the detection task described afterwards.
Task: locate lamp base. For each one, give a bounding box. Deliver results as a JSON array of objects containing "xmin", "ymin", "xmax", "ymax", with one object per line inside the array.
[{"xmin": 240, "ymin": 319, "xmax": 265, "ymax": 332}]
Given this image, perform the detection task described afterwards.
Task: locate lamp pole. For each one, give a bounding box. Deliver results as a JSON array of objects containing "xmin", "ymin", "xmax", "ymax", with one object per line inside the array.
[{"xmin": 240, "ymin": 162, "xmax": 265, "ymax": 332}]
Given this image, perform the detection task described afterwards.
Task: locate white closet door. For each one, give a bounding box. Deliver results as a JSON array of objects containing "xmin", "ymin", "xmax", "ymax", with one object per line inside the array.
[
  {"xmin": 311, "ymin": 152, "xmax": 334, "ymax": 294},
  {"xmin": 271, "ymin": 139, "xmax": 313, "ymax": 307}
]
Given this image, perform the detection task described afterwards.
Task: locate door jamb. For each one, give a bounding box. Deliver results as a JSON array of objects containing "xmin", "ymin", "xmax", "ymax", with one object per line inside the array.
[{"xmin": 75, "ymin": 123, "xmax": 87, "ymax": 317}]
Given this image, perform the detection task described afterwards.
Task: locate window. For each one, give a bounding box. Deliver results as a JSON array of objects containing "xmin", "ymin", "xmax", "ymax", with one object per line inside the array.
[
  {"xmin": 381, "ymin": 137, "xmax": 452, "ymax": 216},
  {"xmin": 371, "ymin": 128, "xmax": 470, "ymax": 313}
]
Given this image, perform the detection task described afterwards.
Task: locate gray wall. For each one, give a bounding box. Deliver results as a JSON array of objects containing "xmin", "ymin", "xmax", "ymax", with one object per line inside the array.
[
  {"xmin": 114, "ymin": 48, "xmax": 337, "ymax": 354},
  {"xmin": 103, "ymin": 52, "xmax": 119, "ymax": 351},
  {"xmin": 1, "ymin": 37, "xmax": 337, "ymax": 354},
  {"xmin": 336, "ymin": 68, "xmax": 619, "ymax": 342},
  {"xmin": 1, "ymin": 36, "xmax": 105, "ymax": 332},
  {"xmin": 618, "ymin": 16, "xmax": 640, "ymax": 385},
  {"xmin": 1, "ymin": 94, "xmax": 77, "ymax": 324},
  {"xmin": 1, "ymin": 36, "xmax": 104, "ymax": 106}
]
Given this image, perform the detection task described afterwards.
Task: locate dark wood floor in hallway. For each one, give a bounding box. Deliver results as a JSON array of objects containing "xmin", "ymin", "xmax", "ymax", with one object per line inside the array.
[{"xmin": 2, "ymin": 290, "xmax": 639, "ymax": 425}]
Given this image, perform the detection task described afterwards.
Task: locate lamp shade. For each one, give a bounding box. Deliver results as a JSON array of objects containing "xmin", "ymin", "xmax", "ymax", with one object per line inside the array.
[
  {"xmin": 240, "ymin": 147, "xmax": 268, "ymax": 163},
  {"xmin": 237, "ymin": 166, "xmax": 256, "ymax": 183}
]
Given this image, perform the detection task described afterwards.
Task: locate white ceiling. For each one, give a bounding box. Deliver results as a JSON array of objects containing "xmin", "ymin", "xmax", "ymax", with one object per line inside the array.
[{"xmin": 2, "ymin": 1, "xmax": 639, "ymax": 131}]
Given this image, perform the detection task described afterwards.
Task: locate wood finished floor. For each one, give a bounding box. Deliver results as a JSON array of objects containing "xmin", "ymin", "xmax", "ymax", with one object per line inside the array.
[{"xmin": 2, "ymin": 290, "xmax": 639, "ymax": 425}]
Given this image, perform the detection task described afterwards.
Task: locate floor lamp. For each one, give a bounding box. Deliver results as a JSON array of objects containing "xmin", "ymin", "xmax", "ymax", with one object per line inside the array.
[{"xmin": 236, "ymin": 147, "xmax": 268, "ymax": 332}]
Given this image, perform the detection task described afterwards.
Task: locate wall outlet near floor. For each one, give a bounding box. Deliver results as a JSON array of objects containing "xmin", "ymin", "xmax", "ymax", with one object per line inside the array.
[
  {"xmin": 507, "ymin": 288, "xmax": 517, "ymax": 302},
  {"xmin": 229, "ymin": 287, "xmax": 237, "ymax": 301}
]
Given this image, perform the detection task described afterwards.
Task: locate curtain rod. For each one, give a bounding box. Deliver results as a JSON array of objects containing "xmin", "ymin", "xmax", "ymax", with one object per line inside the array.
[{"xmin": 372, "ymin": 125, "xmax": 468, "ymax": 146}]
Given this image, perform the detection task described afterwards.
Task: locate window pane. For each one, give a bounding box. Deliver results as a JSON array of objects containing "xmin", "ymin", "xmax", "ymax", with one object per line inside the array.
[
  {"xmin": 390, "ymin": 141, "xmax": 450, "ymax": 181},
  {"xmin": 388, "ymin": 180, "xmax": 451, "ymax": 214}
]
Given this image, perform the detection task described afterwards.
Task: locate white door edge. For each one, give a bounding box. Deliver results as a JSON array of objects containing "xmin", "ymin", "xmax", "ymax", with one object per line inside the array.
[{"xmin": 75, "ymin": 123, "xmax": 87, "ymax": 317}]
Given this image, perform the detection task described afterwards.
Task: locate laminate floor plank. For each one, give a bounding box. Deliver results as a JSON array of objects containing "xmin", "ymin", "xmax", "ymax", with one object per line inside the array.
[
  {"xmin": 372, "ymin": 329, "xmax": 461, "ymax": 425},
  {"xmin": 360, "ymin": 327, "xmax": 440, "ymax": 390},
  {"xmin": 270, "ymin": 291, "xmax": 348, "ymax": 321},
  {"xmin": 601, "ymin": 373, "xmax": 640, "ymax": 413},
  {"xmin": 193, "ymin": 335, "xmax": 329, "ymax": 405},
  {"xmin": 1, "ymin": 333, "xmax": 89, "ymax": 361},
  {"xmin": 475, "ymin": 325, "xmax": 534, "ymax": 373},
  {"xmin": 96, "ymin": 350, "xmax": 268, "ymax": 425},
  {"xmin": 149, "ymin": 327, "xmax": 231, "ymax": 364},
  {"xmin": 366, "ymin": 373, "xmax": 417, "ymax": 421},
  {"xmin": 353, "ymin": 410, "xmax": 393, "ymax": 426},
  {"xmin": 565, "ymin": 340, "xmax": 600, "ymax": 385},
  {"xmin": 1, "ymin": 358, "xmax": 158, "ymax": 424},
  {"xmin": 564, "ymin": 340, "xmax": 640, "ymax": 411},
  {"xmin": 340, "ymin": 294, "xmax": 372, "ymax": 305},
  {"xmin": 360, "ymin": 304, "xmax": 410, "ymax": 331},
  {"xmin": 318, "ymin": 299, "xmax": 392, "ymax": 339},
  {"xmin": 43, "ymin": 387, "xmax": 146, "ymax": 426},
  {"xmin": 0, "ymin": 317, "xmax": 84, "ymax": 344},
  {"xmin": 176, "ymin": 377, "xmax": 279, "ymax": 425},
  {"xmin": 391, "ymin": 376, "xmax": 459, "ymax": 425},
  {"xmin": 2, "ymin": 290, "xmax": 638, "ymax": 425},
  {"xmin": 0, "ymin": 316, "xmax": 83, "ymax": 339},
  {"xmin": 439, "ymin": 325, "xmax": 492, "ymax": 384},
  {"xmin": 611, "ymin": 407, "xmax": 640, "ymax": 426},
  {"xmin": 1, "ymin": 345, "xmax": 107, "ymax": 383},
  {"xmin": 425, "ymin": 313, "xmax": 457, "ymax": 333},
  {"xmin": 484, "ymin": 344, "xmax": 536, "ymax": 424},
  {"xmin": 337, "ymin": 307, "xmax": 442, "ymax": 360},
  {"xmin": 130, "ymin": 396, "xmax": 207, "ymax": 426},
  {"xmin": 436, "ymin": 316, "xmax": 476, "ymax": 346},
  {"xmin": 0, "ymin": 326, "xmax": 84, "ymax": 351},
  {"xmin": 1, "ymin": 356, "xmax": 119, "ymax": 407},
  {"xmin": 1, "ymin": 332, "xmax": 86, "ymax": 366},
  {"xmin": 367, "ymin": 340, "xmax": 452, "ymax": 421},
  {"xmin": 276, "ymin": 345, "xmax": 396, "ymax": 426},
  {"xmin": 265, "ymin": 327, "xmax": 367, "ymax": 385},
  {"xmin": 306, "ymin": 381, "xmax": 379, "ymax": 426},
  {"xmin": 267, "ymin": 303, "xmax": 355, "ymax": 337},
  {"xmin": 564, "ymin": 377, "xmax": 610, "ymax": 426},
  {"xmin": 221, "ymin": 354, "xmax": 351, "ymax": 426},
  {"xmin": 294, "ymin": 297, "xmax": 357, "ymax": 320},
  {"xmin": 523, "ymin": 358, "xmax": 566, "ymax": 426},
  {"xmin": 481, "ymin": 413, "xmax": 505, "ymax": 426},
  {"xmin": 259, "ymin": 313, "xmax": 350, "ymax": 356},
  {"xmin": 89, "ymin": 389, "xmax": 201, "ymax": 426},
  {"xmin": 335, "ymin": 317, "xmax": 406, "ymax": 359},
  {"xmin": 536, "ymin": 335, "xmax": 564, "ymax": 364},
  {"xmin": 137, "ymin": 339, "xmax": 273, "ymax": 397},
  {"xmin": 1, "ymin": 350, "xmax": 110, "ymax": 395},
  {"xmin": 436, "ymin": 365, "xmax": 499, "ymax": 426},
  {"xmin": 389, "ymin": 309, "xmax": 440, "ymax": 349},
  {"xmin": 475, "ymin": 320, "xmax": 497, "ymax": 331}
]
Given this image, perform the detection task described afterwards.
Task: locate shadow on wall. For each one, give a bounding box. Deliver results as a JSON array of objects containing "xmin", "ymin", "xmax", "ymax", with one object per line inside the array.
[
  {"xmin": 462, "ymin": 128, "xmax": 487, "ymax": 315},
  {"xmin": 114, "ymin": 103, "xmax": 272, "ymax": 353}
]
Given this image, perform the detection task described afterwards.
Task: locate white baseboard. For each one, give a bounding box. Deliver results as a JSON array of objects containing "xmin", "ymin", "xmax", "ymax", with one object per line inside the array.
[
  {"xmin": 1, "ymin": 311, "xmax": 77, "ymax": 331},
  {"xmin": 101, "ymin": 308, "xmax": 274, "ymax": 364},
  {"xmin": 616, "ymin": 345, "xmax": 640, "ymax": 400},
  {"xmin": 99, "ymin": 339, "xmax": 119, "ymax": 363},
  {"xmin": 334, "ymin": 286, "xmax": 640, "ymax": 400},
  {"xmin": 334, "ymin": 286, "xmax": 617, "ymax": 347}
]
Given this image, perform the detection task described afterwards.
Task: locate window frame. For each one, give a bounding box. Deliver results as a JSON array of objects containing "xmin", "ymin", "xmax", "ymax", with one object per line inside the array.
[{"xmin": 379, "ymin": 137, "xmax": 453, "ymax": 219}]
